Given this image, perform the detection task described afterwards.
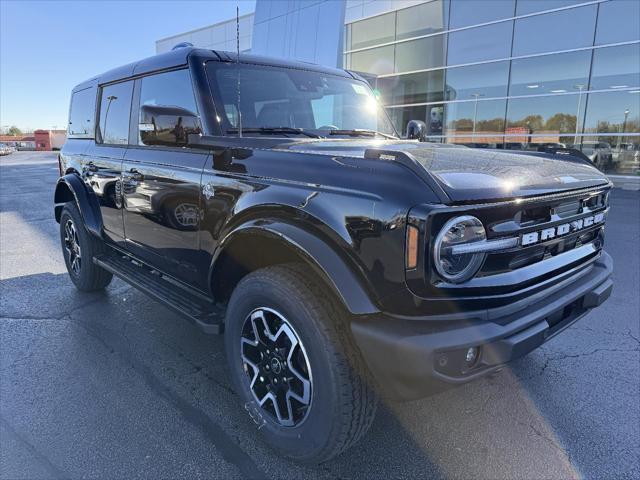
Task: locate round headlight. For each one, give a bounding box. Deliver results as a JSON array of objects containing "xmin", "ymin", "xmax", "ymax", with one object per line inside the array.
[{"xmin": 433, "ymin": 215, "xmax": 486, "ymax": 283}]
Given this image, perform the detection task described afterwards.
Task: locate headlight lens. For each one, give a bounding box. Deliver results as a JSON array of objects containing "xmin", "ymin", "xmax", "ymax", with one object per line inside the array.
[{"xmin": 433, "ymin": 215, "xmax": 486, "ymax": 283}]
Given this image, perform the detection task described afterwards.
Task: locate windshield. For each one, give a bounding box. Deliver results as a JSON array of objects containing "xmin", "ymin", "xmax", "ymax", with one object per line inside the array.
[{"xmin": 206, "ymin": 62, "xmax": 397, "ymax": 138}]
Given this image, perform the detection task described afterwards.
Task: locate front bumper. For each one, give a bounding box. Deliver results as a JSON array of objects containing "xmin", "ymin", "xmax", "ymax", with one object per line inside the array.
[{"xmin": 351, "ymin": 252, "xmax": 613, "ymax": 401}]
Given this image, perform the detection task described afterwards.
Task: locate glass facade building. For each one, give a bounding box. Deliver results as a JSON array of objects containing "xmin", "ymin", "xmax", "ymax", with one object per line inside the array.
[
  {"xmin": 344, "ymin": 0, "xmax": 640, "ymax": 174},
  {"xmin": 156, "ymin": 13, "xmax": 254, "ymax": 55},
  {"xmin": 157, "ymin": 0, "xmax": 640, "ymax": 174}
]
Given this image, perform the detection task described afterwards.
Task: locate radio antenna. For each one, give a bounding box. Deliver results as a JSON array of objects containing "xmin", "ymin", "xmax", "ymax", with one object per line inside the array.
[{"xmin": 236, "ymin": 5, "xmax": 242, "ymax": 138}]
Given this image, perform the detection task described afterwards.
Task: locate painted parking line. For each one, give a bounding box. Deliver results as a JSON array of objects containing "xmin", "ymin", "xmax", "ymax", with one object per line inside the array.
[{"xmin": 0, "ymin": 160, "xmax": 58, "ymax": 166}]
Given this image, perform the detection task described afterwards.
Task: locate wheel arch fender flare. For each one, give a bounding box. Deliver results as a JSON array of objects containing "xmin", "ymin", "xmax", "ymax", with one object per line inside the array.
[
  {"xmin": 54, "ymin": 173, "xmax": 103, "ymax": 237},
  {"xmin": 209, "ymin": 220, "xmax": 380, "ymax": 316}
]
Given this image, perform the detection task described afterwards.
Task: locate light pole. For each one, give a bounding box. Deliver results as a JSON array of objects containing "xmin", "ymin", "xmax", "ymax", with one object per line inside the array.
[
  {"xmin": 471, "ymin": 93, "xmax": 485, "ymax": 136},
  {"xmin": 617, "ymin": 108, "xmax": 630, "ymax": 151},
  {"xmin": 102, "ymin": 95, "xmax": 117, "ymax": 140},
  {"xmin": 573, "ymin": 84, "xmax": 586, "ymax": 145}
]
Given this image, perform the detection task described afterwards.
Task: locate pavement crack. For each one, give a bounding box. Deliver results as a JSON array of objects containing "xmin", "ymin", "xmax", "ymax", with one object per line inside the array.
[
  {"xmin": 546, "ymin": 346, "xmax": 640, "ymax": 361},
  {"xmin": 575, "ymin": 324, "xmax": 640, "ymax": 345},
  {"xmin": 524, "ymin": 419, "xmax": 573, "ymax": 466},
  {"xmin": 521, "ymin": 345, "xmax": 639, "ymax": 380},
  {"xmin": 0, "ymin": 288, "xmax": 128, "ymax": 322}
]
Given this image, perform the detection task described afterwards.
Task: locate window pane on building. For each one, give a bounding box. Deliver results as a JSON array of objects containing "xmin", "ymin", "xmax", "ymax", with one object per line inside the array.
[
  {"xmin": 445, "ymin": 61, "xmax": 509, "ymax": 101},
  {"xmin": 506, "ymin": 93, "xmax": 587, "ymax": 143},
  {"xmin": 396, "ymin": 0, "xmax": 448, "ymax": 40},
  {"xmin": 581, "ymin": 91, "xmax": 640, "ymax": 173},
  {"xmin": 350, "ymin": 12, "xmax": 395, "ymax": 50},
  {"xmin": 388, "ymin": 105, "xmax": 428, "ymax": 136},
  {"xmin": 447, "ymin": 22, "xmax": 512, "ymax": 65},
  {"xmin": 98, "ymin": 81, "xmax": 133, "ymax": 145},
  {"xmin": 512, "ymin": 5, "xmax": 597, "ymax": 56},
  {"xmin": 590, "ymin": 44, "xmax": 640, "ymax": 91},
  {"xmin": 445, "ymin": 99, "xmax": 506, "ymax": 139},
  {"xmin": 580, "ymin": 134, "xmax": 639, "ymax": 174},
  {"xmin": 395, "ymin": 35, "xmax": 447, "ymax": 73},
  {"xmin": 583, "ymin": 91, "xmax": 640, "ymax": 134},
  {"xmin": 350, "ymin": 45, "xmax": 395, "ymax": 75},
  {"xmin": 426, "ymin": 104, "xmax": 446, "ymax": 137},
  {"xmin": 516, "ymin": 0, "xmax": 583, "ymax": 16},
  {"xmin": 376, "ymin": 70, "xmax": 445, "ymax": 105},
  {"xmin": 344, "ymin": 24, "xmax": 351, "ymax": 53},
  {"xmin": 595, "ymin": 0, "xmax": 640, "ymax": 45},
  {"xmin": 449, "ymin": 0, "xmax": 515, "ymax": 29},
  {"xmin": 509, "ymin": 50, "xmax": 591, "ymax": 96}
]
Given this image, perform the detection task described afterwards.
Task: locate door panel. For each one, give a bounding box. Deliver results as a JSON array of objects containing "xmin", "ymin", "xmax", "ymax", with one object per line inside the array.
[
  {"xmin": 82, "ymin": 144, "xmax": 126, "ymax": 243},
  {"xmin": 122, "ymin": 147, "xmax": 209, "ymax": 284}
]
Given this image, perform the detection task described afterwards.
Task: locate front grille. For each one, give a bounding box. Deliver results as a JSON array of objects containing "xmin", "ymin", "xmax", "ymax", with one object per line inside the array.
[
  {"xmin": 423, "ymin": 186, "xmax": 610, "ymax": 298},
  {"xmin": 478, "ymin": 190, "xmax": 608, "ymax": 277}
]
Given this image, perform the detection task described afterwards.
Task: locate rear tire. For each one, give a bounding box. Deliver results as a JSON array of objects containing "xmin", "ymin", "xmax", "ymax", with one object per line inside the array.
[
  {"xmin": 60, "ymin": 202, "xmax": 113, "ymax": 292},
  {"xmin": 224, "ymin": 264, "xmax": 378, "ymax": 463}
]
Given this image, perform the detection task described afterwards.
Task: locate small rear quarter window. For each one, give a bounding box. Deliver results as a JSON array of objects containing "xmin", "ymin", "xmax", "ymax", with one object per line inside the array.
[{"xmin": 68, "ymin": 87, "xmax": 96, "ymax": 138}]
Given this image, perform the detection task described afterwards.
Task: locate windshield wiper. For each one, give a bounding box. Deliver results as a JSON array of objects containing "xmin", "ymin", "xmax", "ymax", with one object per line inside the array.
[
  {"xmin": 226, "ymin": 127, "xmax": 321, "ymax": 138},
  {"xmin": 328, "ymin": 129, "xmax": 397, "ymax": 140}
]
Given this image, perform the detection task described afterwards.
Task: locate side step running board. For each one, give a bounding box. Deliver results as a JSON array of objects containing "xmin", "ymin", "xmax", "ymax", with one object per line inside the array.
[{"xmin": 94, "ymin": 252, "xmax": 225, "ymax": 334}]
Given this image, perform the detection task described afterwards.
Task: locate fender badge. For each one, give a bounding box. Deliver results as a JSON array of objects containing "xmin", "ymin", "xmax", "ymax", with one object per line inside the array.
[{"xmin": 202, "ymin": 183, "xmax": 215, "ymax": 200}]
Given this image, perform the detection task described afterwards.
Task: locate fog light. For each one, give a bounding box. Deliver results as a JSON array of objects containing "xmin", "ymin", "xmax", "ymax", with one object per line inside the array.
[
  {"xmin": 438, "ymin": 354, "xmax": 448, "ymax": 367},
  {"xmin": 465, "ymin": 347, "xmax": 479, "ymax": 365}
]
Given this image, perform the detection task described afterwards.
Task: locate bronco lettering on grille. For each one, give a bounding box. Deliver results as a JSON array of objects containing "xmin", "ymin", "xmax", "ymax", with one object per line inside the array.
[{"xmin": 521, "ymin": 212, "xmax": 605, "ymax": 246}]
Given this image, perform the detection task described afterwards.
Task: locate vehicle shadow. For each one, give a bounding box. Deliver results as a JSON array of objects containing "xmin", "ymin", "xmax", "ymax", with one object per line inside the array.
[
  {"xmin": 1, "ymin": 271, "xmax": 586, "ymax": 479},
  {"xmin": 1, "ymin": 271, "xmax": 442, "ymax": 479}
]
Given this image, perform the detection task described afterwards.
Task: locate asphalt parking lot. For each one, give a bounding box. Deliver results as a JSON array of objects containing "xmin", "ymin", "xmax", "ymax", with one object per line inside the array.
[{"xmin": 1, "ymin": 151, "xmax": 638, "ymax": 479}]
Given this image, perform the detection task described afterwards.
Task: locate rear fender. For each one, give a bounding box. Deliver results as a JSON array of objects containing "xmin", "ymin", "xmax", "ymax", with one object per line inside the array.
[{"xmin": 54, "ymin": 173, "xmax": 103, "ymax": 237}]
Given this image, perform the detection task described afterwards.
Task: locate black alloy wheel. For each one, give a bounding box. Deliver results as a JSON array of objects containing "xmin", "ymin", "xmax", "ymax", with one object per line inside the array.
[
  {"xmin": 240, "ymin": 307, "xmax": 312, "ymax": 427},
  {"xmin": 63, "ymin": 218, "xmax": 82, "ymax": 275}
]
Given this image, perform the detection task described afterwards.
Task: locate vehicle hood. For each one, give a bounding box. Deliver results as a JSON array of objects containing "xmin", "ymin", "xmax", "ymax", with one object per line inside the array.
[{"xmin": 280, "ymin": 139, "xmax": 610, "ymax": 202}]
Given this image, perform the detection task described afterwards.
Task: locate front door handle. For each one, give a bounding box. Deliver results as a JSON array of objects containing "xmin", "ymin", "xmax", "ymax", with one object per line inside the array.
[
  {"xmin": 127, "ymin": 168, "xmax": 144, "ymax": 181},
  {"xmin": 84, "ymin": 161, "xmax": 98, "ymax": 173}
]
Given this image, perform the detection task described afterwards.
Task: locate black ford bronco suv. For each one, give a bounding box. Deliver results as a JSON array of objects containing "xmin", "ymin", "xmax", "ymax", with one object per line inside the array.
[{"xmin": 55, "ymin": 47, "xmax": 613, "ymax": 463}]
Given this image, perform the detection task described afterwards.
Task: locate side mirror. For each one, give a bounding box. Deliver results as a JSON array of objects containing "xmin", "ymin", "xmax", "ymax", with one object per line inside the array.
[
  {"xmin": 406, "ymin": 120, "xmax": 427, "ymax": 142},
  {"xmin": 139, "ymin": 104, "xmax": 201, "ymax": 147}
]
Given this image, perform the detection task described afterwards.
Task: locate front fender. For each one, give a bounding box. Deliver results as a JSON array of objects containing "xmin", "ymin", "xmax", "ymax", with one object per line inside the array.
[
  {"xmin": 54, "ymin": 173, "xmax": 103, "ymax": 237},
  {"xmin": 210, "ymin": 220, "xmax": 380, "ymax": 315}
]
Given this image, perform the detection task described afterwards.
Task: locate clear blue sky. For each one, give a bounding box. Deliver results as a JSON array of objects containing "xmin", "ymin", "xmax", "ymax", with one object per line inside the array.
[{"xmin": 0, "ymin": 0, "xmax": 255, "ymax": 132}]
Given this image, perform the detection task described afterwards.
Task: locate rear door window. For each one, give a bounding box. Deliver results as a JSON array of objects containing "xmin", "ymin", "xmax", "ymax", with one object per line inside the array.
[
  {"xmin": 68, "ymin": 87, "xmax": 96, "ymax": 138},
  {"xmin": 97, "ymin": 80, "xmax": 134, "ymax": 145}
]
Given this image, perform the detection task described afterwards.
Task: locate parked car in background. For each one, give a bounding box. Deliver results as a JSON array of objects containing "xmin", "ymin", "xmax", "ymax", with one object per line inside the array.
[
  {"xmin": 0, "ymin": 143, "xmax": 14, "ymax": 156},
  {"xmin": 612, "ymin": 142, "xmax": 640, "ymax": 175},
  {"xmin": 534, "ymin": 145, "xmax": 592, "ymax": 162},
  {"xmin": 536, "ymin": 142, "xmax": 566, "ymax": 151},
  {"xmin": 494, "ymin": 142, "xmax": 522, "ymax": 150},
  {"xmin": 574, "ymin": 142, "xmax": 613, "ymax": 170}
]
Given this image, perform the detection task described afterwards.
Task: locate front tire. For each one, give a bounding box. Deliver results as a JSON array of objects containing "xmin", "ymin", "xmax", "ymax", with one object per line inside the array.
[
  {"xmin": 59, "ymin": 202, "xmax": 113, "ymax": 292},
  {"xmin": 224, "ymin": 265, "xmax": 378, "ymax": 463}
]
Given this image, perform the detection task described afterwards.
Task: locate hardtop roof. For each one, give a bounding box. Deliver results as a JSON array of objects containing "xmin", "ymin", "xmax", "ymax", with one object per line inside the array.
[{"xmin": 71, "ymin": 47, "xmax": 354, "ymax": 93}]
